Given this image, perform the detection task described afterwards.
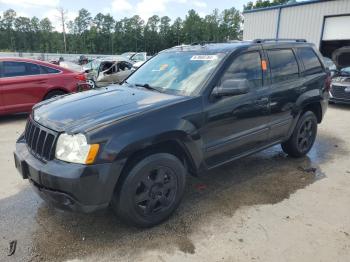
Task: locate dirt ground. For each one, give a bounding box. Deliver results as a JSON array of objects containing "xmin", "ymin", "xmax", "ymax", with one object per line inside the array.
[{"xmin": 0, "ymin": 104, "xmax": 350, "ymax": 262}]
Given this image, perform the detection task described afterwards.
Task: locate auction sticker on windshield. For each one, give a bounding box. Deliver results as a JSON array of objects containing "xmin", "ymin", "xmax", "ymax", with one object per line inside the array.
[{"xmin": 190, "ymin": 55, "xmax": 218, "ymax": 61}]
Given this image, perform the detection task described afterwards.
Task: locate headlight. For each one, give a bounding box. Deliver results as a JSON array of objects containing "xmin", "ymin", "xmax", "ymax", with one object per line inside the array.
[{"xmin": 55, "ymin": 133, "xmax": 99, "ymax": 164}]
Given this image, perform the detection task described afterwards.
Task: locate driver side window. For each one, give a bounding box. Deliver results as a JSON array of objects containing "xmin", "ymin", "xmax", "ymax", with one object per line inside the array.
[{"xmin": 220, "ymin": 51, "xmax": 263, "ymax": 89}]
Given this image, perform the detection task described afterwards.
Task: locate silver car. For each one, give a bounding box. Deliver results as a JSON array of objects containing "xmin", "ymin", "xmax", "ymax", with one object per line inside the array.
[{"xmin": 83, "ymin": 56, "xmax": 133, "ymax": 88}]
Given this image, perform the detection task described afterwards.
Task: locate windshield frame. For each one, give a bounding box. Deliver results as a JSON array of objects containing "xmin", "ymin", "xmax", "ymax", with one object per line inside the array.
[{"xmin": 124, "ymin": 50, "xmax": 229, "ymax": 97}]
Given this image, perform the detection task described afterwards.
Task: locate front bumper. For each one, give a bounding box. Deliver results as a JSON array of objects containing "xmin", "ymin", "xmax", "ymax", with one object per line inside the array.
[
  {"xmin": 14, "ymin": 141, "xmax": 124, "ymax": 213},
  {"xmin": 329, "ymin": 96, "xmax": 350, "ymax": 104}
]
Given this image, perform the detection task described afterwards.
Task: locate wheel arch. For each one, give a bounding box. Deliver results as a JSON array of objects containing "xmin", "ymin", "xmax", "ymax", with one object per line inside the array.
[
  {"xmin": 43, "ymin": 88, "xmax": 69, "ymax": 100},
  {"xmin": 111, "ymin": 138, "xmax": 197, "ymax": 199},
  {"xmin": 301, "ymin": 102, "xmax": 323, "ymax": 123},
  {"xmin": 296, "ymin": 89, "xmax": 325, "ymax": 124},
  {"xmin": 119, "ymin": 139, "xmax": 197, "ymax": 177}
]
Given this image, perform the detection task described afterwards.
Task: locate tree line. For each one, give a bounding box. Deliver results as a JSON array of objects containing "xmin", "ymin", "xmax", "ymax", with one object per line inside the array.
[
  {"xmin": 0, "ymin": 0, "xmax": 296, "ymax": 55},
  {"xmin": 0, "ymin": 7, "xmax": 242, "ymax": 55},
  {"xmin": 244, "ymin": 0, "xmax": 296, "ymax": 10}
]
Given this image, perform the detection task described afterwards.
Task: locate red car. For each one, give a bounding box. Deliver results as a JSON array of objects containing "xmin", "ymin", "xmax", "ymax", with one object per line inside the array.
[{"xmin": 0, "ymin": 57, "xmax": 88, "ymax": 115}]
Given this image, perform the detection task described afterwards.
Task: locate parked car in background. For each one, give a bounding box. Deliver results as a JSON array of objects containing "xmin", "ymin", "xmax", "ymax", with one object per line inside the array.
[
  {"xmin": 0, "ymin": 58, "xmax": 88, "ymax": 115},
  {"xmin": 129, "ymin": 52, "xmax": 147, "ymax": 63},
  {"xmin": 323, "ymin": 56, "xmax": 336, "ymax": 76},
  {"xmin": 83, "ymin": 56, "xmax": 133, "ymax": 88},
  {"xmin": 59, "ymin": 61, "xmax": 83, "ymax": 72},
  {"xmin": 14, "ymin": 40, "xmax": 329, "ymax": 227},
  {"xmin": 123, "ymin": 52, "xmax": 151, "ymax": 69},
  {"xmin": 121, "ymin": 52, "xmax": 136, "ymax": 59},
  {"xmin": 329, "ymin": 47, "xmax": 350, "ymax": 104}
]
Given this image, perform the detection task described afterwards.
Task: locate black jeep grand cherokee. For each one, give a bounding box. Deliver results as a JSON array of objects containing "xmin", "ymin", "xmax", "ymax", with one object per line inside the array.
[{"xmin": 14, "ymin": 40, "xmax": 330, "ymax": 227}]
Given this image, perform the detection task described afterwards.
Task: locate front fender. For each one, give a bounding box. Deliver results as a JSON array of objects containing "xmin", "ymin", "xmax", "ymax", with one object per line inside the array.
[{"xmin": 100, "ymin": 117, "xmax": 203, "ymax": 170}]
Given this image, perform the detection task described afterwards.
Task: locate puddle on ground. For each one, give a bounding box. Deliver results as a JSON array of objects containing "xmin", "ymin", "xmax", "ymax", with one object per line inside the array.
[{"xmin": 0, "ymin": 132, "xmax": 347, "ymax": 261}]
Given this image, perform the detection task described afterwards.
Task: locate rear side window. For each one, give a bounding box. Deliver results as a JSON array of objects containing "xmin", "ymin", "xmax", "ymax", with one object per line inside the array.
[
  {"xmin": 267, "ymin": 49, "xmax": 299, "ymax": 83},
  {"xmin": 40, "ymin": 65, "xmax": 60, "ymax": 74},
  {"xmin": 296, "ymin": 47, "xmax": 323, "ymax": 75},
  {"xmin": 3, "ymin": 61, "xmax": 41, "ymax": 77},
  {"xmin": 221, "ymin": 51, "xmax": 263, "ymax": 88}
]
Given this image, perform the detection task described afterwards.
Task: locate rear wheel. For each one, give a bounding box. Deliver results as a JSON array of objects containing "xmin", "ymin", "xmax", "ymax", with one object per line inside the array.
[
  {"xmin": 44, "ymin": 90, "xmax": 66, "ymax": 100},
  {"xmin": 281, "ymin": 111, "xmax": 318, "ymax": 158},
  {"xmin": 112, "ymin": 153, "xmax": 186, "ymax": 227}
]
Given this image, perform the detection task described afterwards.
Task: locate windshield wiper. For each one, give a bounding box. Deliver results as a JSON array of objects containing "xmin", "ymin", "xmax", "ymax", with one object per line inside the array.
[{"xmin": 135, "ymin": 83, "xmax": 161, "ymax": 92}]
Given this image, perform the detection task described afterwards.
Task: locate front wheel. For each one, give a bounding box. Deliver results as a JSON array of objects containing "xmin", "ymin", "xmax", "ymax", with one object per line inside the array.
[
  {"xmin": 281, "ymin": 111, "xmax": 318, "ymax": 158},
  {"xmin": 112, "ymin": 153, "xmax": 186, "ymax": 227},
  {"xmin": 87, "ymin": 79, "xmax": 96, "ymax": 89}
]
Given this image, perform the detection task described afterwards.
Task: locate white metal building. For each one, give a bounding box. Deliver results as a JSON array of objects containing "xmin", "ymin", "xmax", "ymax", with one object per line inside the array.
[{"xmin": 243, "ymin": 0, "xmax": 350, "ymax": 58}]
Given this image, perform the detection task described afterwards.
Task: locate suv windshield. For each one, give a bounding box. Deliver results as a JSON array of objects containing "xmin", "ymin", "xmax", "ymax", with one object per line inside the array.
[{"xmin": 126, "ymin": 51, "xmax": 226, "ymax": 96}]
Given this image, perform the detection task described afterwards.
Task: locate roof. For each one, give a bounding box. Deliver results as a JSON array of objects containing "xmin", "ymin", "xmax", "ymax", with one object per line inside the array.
[
  {"xmin": 0, "ymin": 57, "xmax": 67, "ymax": 70},
  {"xmin": 93, "ymin": 55, "xmax": 129, "ymax": 62},
  {"xmin": 243, "ymin": 0, "xmax": 333, "ymax": 14},
  {"xmin": 164, "ymin": 42, "xmax": 252, "ymax": 53},
  {"xmin": 164, "ymin": 40, "xmax": 314, "ymax": 53}
]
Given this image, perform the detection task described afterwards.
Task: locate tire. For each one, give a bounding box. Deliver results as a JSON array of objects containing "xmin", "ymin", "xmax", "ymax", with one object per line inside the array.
[
  {"xmin": 87, "ymin": 79, "xmax": 96, "ymax": 89},
  {"xmin": 44, "ymin": 90, "xmax": 66, "ymax": 100},
  {"xmin": 112, "ymin": 153, "xmax": 186, "ymax": 228},
  {"xmin": 281, "ymin": 111, "xmax": 318, "ymax": 158}
]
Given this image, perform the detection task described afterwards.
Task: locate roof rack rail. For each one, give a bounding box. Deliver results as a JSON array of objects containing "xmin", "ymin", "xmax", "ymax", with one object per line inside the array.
[{"xmin": 253, "ymin": 38, "xmax": 307, "ymax": 43}]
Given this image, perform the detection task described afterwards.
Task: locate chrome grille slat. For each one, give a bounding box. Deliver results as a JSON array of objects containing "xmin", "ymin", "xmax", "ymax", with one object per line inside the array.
[
  {"xmin": 24, "ymin": 118, "xmax": 58, "ymax": 161},
  {"xmin": 40, "ymin": 133, "xmax": 48, "ymax": 157}
]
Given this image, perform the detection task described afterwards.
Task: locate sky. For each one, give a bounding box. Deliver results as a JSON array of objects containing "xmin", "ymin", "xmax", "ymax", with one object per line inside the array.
[{"xmin": 0, "ymin": 0, "xmax": 248, "ymax": 31}]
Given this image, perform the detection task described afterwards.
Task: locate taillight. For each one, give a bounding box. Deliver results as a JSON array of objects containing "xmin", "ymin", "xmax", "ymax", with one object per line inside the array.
[
  {"xmin": 75, "ymin": 73, "xmax": 86, "ymax": 81},
  {"xmin": 325, "ymin": 73, "xmax": 332, "ymax": 92}
]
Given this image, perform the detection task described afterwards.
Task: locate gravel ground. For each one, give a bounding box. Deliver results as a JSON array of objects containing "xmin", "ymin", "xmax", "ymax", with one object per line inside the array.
[{"xmin": 0, "ymin": 104, "xmax": 350, "ymax": 262}]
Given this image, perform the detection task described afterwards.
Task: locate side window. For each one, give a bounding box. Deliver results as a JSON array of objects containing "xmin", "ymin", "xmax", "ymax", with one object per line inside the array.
[
  {"xmin": 221, "ymin": 51, "xmax": 263, "ymax": 88},
  {"xmin": 131, "ymin": 53, "xmax": 145, "ymax": 62},
  {"xmin": 40, "ymin": 65, "xmax": 60, "ymax": 74},
  {"xmin": 267, "ymin": 49, "xmax": 299, "ymax": 83},
  {"xmin": 3, "ymin": 61, "xmax": 40, "ymax": 77},
  {"xmin": 26, "ymin": 63, "xmax": 41, "ymax": 75},
  {"xmin": 119, "ymin": 61, "xmax": 132, "ymax": 71},
  {"xmin": 296, "ymin": 47, "xmax": 323, "ymax": 75},
  {"xmin": 3, "ymin": 61, "xmax": 27, "ymax": 77}
]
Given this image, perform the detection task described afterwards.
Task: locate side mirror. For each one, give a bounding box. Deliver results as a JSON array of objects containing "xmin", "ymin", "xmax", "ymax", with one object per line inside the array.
[
  {"xmin": 213, "ymin": 79, "xmax": 250, "ymax": 97},
  {"xmin": 84, "ymin": 69, "xmax": 91, "ymax": 73}
]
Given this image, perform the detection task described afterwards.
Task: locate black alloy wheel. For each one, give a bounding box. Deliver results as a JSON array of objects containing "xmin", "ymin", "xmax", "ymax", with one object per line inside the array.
[
  {"xmin": 296, "ymin": 119, "xmax": 316, "ymax": 153},
  {"xmin": 134, "ymin": 166, "xmax": 177, "ymax": 216},
  {"xmin": 281, "ymin": 111, "xmax": 318, "ymax": 158},
  {"xmin": 112, "ymin": 153, "xmax": 186, "ymax": 227}
]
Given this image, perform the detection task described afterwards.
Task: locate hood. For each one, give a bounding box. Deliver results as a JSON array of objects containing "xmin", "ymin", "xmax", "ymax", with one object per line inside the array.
[
  {"xmin": 332, "ymin": 47, "xmax": 350, "ymax": 69},
  {"xmin": 33, "ymin": 85, "xmax": 187, "ymax": 133}
]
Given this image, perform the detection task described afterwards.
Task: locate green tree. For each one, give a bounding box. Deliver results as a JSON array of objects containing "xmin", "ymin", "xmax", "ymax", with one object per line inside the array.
[
  {"xmin": 220, "ymin": 7, "xmax": 242, "ymax": 41},
  {"xmin": 2, "ymin": 9, "xmax": 16, "ymax": 50},
  {"xmin": 144, "ymin": 15, "xmax": 160, "ymax": 53},
  {"xmin": 39, "ymin": 18, "xmax": 53, "ymax": 52},
  {"xmin": 244, "ymin": 0, "xmax": 292, "ymax": 10},
  {"xmin": 183, "ymin": 9, "xmax": 203, "ymax": 44},
  {"xmin": 171, "ymin": 17, "xmax": 184, "ymax": 46},
  {"xmin": 159, "ymin": 16, "xmax": 171, "ymax": 50}
]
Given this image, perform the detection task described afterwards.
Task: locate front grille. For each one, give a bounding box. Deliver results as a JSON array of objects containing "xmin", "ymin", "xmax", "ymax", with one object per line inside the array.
[
  {"xmin": 24, "ymin": 118, "xmax": 58, "ymax": 161},
  {"xmin": 331, "ymin": 85, "xmax": 350, "ymax": 100}
]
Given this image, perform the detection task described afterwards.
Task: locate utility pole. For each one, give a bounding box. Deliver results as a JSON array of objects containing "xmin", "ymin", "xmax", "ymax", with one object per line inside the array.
[{"xmin": 57, "ymin": 7, "xmax": 67, "ymax": 53}]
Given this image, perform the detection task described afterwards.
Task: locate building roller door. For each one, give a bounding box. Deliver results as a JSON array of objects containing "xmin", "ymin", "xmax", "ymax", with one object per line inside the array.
[{"xmin": 320, "ymin": 15, "xmax": 350, "ymax": 59}]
